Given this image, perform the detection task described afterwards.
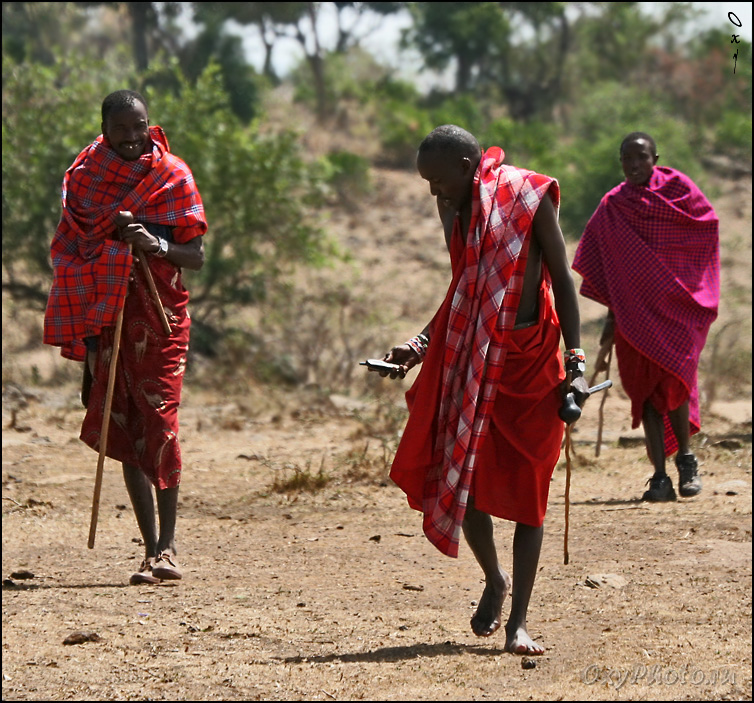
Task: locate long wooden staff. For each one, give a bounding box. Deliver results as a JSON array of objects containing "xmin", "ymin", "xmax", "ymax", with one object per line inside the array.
[
  {"xmin": 564, "ymin": 422, "xmax": 573, "ymax": 565},
  {"xmin": 115, "ymin": 211, "xmax": 171, "ymax": 335},
  {"xmin": 594, "ymin": 345, "xmax": 613, "ymax": 458},
  {"xmin": 563, "ymin": 369, "xmax": 573, "ymax": 565},
  {"xmin": 88, "ymin": 244, "xmax": 131, "ymax": 549}
]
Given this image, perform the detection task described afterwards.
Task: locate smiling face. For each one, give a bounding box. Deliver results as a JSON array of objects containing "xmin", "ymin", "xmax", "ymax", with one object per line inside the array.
[
  {"xmin": 102, "ymin": 101, "xmax": 150, "ymax": 161},
  {"xmin": 416, "ymin": 149, "xmax": 477, "ymax": 213},
  {"xmin": 620, "ymin": 138, "xmax": 658, "ymax": 186}
]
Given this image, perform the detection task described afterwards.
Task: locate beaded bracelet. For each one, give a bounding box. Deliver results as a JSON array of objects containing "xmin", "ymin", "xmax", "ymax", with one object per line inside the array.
[
  {"xmin": 564, "ymin": 348, "xmax": 586, "ymax": 363},
  {"xmin": 406, "ymin": 333, "xmax": 429, "ymax": 360},
  {"xmin": 564, "ymin": 348, "xmax": 586, "ymax": 373}
]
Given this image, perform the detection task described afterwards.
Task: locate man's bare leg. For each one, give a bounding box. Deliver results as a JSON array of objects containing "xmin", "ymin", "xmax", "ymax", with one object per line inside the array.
[
  {"xmin": 668, "ymin": 400, "xmax": 690, "ymax": 455},
  {"xmin": 155, "ymin": 486, "xmax": 179, "ymax": 556},
  {"xmin": 504, "ymin": 522, "xmax": 545, "ymax": 655},
  {"xmin": 462, "ymin": 500, "xmax": 511, "ymax": 637},
  {"xmin": 641, "ymin": 402, "xmax": 677, "ymax": 501},
  {"xmin": 642, "ymin": 401, "xmax": 666, "ymax": 474},
  {"xmin": 668, "ymin": 400, "xmax": 701, "ymax": 495},
  {"xmin": 122, "ymin": 462, "xmax": 158, "ymax": 558}
]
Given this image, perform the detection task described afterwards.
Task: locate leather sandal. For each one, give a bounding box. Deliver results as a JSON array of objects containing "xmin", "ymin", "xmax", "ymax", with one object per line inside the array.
[
  {"xmin": 130, "ymin": 557, "xmax": 161, "ymax": 585},
  {"xmin": 151, "ymin": 551, "xmax": 182, "ymax": 580}
]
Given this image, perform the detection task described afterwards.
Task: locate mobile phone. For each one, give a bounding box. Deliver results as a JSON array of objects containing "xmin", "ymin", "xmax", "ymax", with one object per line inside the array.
[{"xmin": 360, "ymin": 359, "xmax": 403, "ymax": 372}]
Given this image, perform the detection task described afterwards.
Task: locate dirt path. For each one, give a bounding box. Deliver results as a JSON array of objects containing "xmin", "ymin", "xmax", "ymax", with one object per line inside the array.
[
  {"xmin": 3, "ymin": 161, "xmax": 751, "ymax": 701},
  {"xmin": 2, "ymin": 381, "xmax": 751, "ymax": 701}
]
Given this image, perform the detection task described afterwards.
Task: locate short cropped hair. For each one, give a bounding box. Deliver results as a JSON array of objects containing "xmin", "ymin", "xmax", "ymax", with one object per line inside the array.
[
  {"xmin": 620, "ymin": 131, "xmax": 657, "ymax": 156},
  {"xmin": 101, "ymin": 90, "xmax": 149, "ymax": 125},
  {"xmin": 418, "ymin": 124, "xmax": 481, "ymax": 161}
]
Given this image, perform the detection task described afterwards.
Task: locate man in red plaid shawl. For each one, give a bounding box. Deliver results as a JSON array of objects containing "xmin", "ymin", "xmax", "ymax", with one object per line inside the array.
[
  {"xmin": 573, "ymin": 132, "xmax": 720, "ymax": 502},
  {"xmin": 43, "ymin": 90, "xmax": 207, "ymax": 585},
  {"xmin": 375, "ymin": 125, "xmax": 588, "ymax": 655}
]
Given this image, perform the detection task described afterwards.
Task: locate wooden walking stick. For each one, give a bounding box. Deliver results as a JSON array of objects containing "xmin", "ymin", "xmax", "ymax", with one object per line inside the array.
[
  {"xmin": 88, "ymin": 242, "xmax": 131, "ymax": 549},
  {"xmin": 561, "ymin": 369, "xmax": 574, "ymax": 565},
  {"xmin": 594, "ymin": 345, "xmax": 613, "ymax": 458},
  {"xmin": 116, "ymin": 211, "xmax": 172, "ymax": 335},
  {"xmin": 137, "ymin": 254, "xmax": 171, "ymax": 335},
  {"xmin": 563, "ymin": 422, "xmax": 573, "ymax": 565},
  {"xmin": 559, "ymin": 375, "xmax": 613, "ymax": 564}
]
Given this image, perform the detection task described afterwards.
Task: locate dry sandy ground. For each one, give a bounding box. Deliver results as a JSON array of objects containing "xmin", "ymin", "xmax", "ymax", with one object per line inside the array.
[
  {"xmin": 1, "ymin": 383, "xmax": 751, "ymax": 701},
  {"xmin": 2, "ymin": 166, "xmax": 751, "ymax": 701}
]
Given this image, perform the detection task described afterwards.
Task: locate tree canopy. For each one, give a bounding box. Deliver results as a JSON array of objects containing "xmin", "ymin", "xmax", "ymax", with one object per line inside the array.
[{"xmin": 2, "ymin": 1, "xmax": 751, "ymax": 369}]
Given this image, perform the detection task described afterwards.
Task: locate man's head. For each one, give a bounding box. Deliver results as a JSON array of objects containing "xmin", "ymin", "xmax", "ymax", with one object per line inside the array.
[
  {"xmin": 101, "ymin": 90, "xmax": 151, "ymax": 161},
  {"xmin": 416, "ymin": 125, "xmax": 482, "ymax": 213},
  {"xmin": 620, "ymin": 132, "xmax": 658, "ymax": 186}
]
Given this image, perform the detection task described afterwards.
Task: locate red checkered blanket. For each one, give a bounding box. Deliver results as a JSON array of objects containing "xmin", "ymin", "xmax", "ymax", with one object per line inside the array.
[
  {"xmin": 43, "ymin": 126, "xmax": 207, "ymax": 361},
  {"xmin": 421, "ymin": 147, "xmax": 558, "ymax": 557}
]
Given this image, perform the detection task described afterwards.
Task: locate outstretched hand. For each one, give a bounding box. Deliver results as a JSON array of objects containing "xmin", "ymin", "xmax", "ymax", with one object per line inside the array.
[{"xmin": 378, "ymin": 344, "xmax": 421, "ymax": 379}]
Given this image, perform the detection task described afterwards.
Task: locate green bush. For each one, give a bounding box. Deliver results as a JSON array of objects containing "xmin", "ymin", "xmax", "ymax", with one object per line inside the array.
[
  {"xmin": 542, "ymin": 82, "xmax": 706, "ymax": 238},
  {"xmin": 321, "ymin": 150, "xmax": 373, "ymax": 205},
  {"xmin": 714, "ymin": 111, "xmax": 753, "ymax": 161},
  {"xmin": 2, "ymin": 51, "xmax": 132, "ymax": 288},
  {"xmin": 2, "ymin": 53, "xmax": 337, "ymax": 333}
]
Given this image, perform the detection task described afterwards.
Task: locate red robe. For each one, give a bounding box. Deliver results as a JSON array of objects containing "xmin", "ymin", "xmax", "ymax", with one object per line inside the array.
[
  {"xmin": 43, "ymin": 127, "xmax": 207, "ymax": 488},
  {"xmin": 390, "ymin": 148, "xmax": 565, "ymax": 557}
]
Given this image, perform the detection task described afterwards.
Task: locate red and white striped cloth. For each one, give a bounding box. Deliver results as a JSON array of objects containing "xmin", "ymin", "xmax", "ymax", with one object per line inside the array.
[{"xmin": 420, "ymin": 147, "xmax": 558, "ymax": 557}]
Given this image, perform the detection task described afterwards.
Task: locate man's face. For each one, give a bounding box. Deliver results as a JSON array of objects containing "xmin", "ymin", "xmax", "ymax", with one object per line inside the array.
[
  {"xmin": 102, "ymin": 102, "xmax": 150, "ymax": 161},
  {"xmin": 417, "ymin": 150, "xmax": 475, "ymax": 213},
  {"xmin": 620, "ymin": 138, "xmax": 657, "ymax": 186}
]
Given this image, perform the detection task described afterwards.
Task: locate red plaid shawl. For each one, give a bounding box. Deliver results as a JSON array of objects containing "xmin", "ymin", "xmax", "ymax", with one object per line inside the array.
[
  {"xmin": 572, "ymin": 166, "xmax": 719, "ymax": 446},
  {"xmin": 419, "ymin": 147, "xmax": 558, "ymax": 557},
  {"xmin": 43, "ymin": 126, "xmax": 207, "ymax": 361}
]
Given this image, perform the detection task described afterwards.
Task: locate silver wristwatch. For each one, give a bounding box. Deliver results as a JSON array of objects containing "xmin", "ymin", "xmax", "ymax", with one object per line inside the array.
[{"xmin": 155, "ymin": 237, "xmax": 169, "ymax": 257}]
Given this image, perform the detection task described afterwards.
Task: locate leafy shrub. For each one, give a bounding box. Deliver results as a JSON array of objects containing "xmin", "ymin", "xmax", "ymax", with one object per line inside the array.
[
  {"xmin": 321, "ymin": 150, "xmax": 373, "ymax": 206},
  {"xmin": 2, "ymin": 51, "xmax": 132, "ymax": 289},
  {"xmin": 2, "ymin": 54, "xmax": 338, "ymax": 344},
  {"xmin": 714, "ymin": 111, "xmax": 753, "ymax": 161},
  {"xmin": 544, "ymin": 82, "xmax": 706, "ymax": 238}
]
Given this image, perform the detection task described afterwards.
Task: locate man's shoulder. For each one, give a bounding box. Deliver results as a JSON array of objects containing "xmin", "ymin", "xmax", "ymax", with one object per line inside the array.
[
  {"xmin": 159, "ymin": 152, "xmax": 199, "ymax": 188},
  {"xmin": 653, "ymin": 166, "xmax": 704, "ymax": 193},
  {"xmin": 497, "ymin": 164, "xmax": 556, "ymax": 194},
  {"xmin": 601, "ymin": 181, "xmax": 628, "ymax": 203},
  {"xmin": 163, "ymin": 151, "xmax": 193, "ymax": 173}
]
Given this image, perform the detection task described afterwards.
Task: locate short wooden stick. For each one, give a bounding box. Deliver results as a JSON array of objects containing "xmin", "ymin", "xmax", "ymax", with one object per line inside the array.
[{"xmin": 137, "ymin": 250, "xmax": 172, "ymax": 335}]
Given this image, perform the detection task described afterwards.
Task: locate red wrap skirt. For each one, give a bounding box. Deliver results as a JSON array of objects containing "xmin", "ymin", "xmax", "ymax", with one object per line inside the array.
[
  {"xmin": 391, "ymin": 281, "xmax": 565, "ymax": 528},
  {"xmin": 80, "ymin": 257, "xmax": 190, "ymax": 489}
]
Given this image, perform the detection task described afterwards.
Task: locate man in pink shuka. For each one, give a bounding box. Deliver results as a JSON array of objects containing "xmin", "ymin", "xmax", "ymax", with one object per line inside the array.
[{"xmin": 572, "ymin": 132, "xmax": 720, "ymax": 502}]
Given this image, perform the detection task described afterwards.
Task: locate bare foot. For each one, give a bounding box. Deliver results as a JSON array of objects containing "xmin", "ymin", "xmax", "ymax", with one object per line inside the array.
[
  {"xmin": 470, "ymin": 568, "xmax": 512, "ymax": 637},
  {"xmin": 504, "ymin": 625, "xmax": 545, "ymax": 655}
]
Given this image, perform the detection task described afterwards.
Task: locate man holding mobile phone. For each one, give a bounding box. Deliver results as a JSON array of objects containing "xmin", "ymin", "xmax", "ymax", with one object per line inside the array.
[{"xmin": 374, "ymin": 125, "xmax": 587, "ymax": 656}]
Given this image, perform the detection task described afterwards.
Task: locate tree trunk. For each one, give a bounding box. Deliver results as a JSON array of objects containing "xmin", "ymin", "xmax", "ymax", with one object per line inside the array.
[{"xmin": 128, "ymin": 1, "xmax": 151, "ymax": 72}]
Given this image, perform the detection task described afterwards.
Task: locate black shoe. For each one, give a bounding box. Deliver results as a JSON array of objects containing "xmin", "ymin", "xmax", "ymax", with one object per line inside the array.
[
  {"xmin": 676, "ymin": 453, "xmax": 702, "ymax": 497},
  {"xmin": 642, "ymin": 473, "xmax": 677, "ymax": 502}
]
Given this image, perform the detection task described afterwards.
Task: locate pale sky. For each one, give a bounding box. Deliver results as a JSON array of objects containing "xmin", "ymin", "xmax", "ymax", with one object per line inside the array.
[{"xmin": 178, "ymin": 2, "xmax": 753, "ymax": 82}]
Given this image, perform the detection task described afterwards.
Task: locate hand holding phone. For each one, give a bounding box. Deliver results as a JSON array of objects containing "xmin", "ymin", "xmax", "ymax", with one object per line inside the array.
[{"xmin": 360, "ymin": 359, "xmax": 406, "ymax": 378}]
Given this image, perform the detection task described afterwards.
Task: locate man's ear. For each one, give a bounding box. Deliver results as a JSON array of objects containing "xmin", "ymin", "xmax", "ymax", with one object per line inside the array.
[
  {"xmin": 653, "ymin": 153, "xmax": 659, "ymax": 165},
  {"xmin": 460, "ymin": 156, "xmax": 472, "ymax": 173}
]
